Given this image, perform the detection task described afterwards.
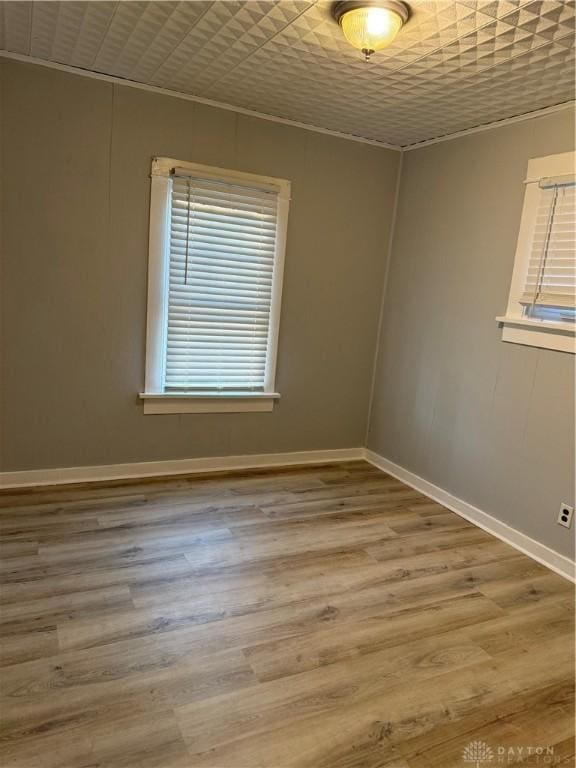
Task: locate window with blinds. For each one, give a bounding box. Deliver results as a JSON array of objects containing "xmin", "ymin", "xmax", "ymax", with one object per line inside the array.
[
  {"xmin": 521, "ymin": 178, "xmax": 575, "ymax": 323},
  {"xmin": 165, "ymin": 173, "xmax": 282, "ymax": 392},
  {"xmin": 143, "ymin": 159, "xmax": 290, "ymax": 412},
  {"xmin": 499, "ymin": 151, "xmax": 575, "ymax": 354}
]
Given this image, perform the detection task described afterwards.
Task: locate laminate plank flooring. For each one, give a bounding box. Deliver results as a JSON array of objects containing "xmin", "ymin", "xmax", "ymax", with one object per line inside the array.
[{"xmin": 0, "ymin": 461, "xmax": 573, "ymax": 767}]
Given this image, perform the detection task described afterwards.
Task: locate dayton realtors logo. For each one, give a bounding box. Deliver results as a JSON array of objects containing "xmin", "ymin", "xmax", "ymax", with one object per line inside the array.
[
  {"xmin": 462, "ymin": 741, "xmax": 561, "ymax": 765},
  {"xmin": 463, "ymin": 741, "xmax": 494, "ymax": 767}
]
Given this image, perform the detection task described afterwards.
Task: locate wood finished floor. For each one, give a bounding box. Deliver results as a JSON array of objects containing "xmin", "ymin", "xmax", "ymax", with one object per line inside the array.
[{"xmin": 0, "ymin": 461, "xmax": 574, "ymax": 768}]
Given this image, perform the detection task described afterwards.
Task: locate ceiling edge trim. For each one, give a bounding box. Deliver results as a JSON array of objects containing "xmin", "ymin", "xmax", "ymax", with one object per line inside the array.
[
  {"xmin": 0, "ymin": 51, "xmax": 402, "ymax": 152},
  {"xmin": 402, "ymin": 100, "xmax": 575, "ymax": 151}
]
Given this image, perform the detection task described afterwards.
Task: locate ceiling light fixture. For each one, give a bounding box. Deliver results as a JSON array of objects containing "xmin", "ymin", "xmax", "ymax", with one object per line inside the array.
[{"xmin": 333, "ymin": 0, "xmax": 409, "ymax": 61}]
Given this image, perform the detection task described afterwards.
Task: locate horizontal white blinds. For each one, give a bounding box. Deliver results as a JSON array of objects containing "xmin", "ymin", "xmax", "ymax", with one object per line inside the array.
[
  {"xmin": 165, "ymin": 174, "xmax": 279, "ymax": 391},
  {"xmin": 521, "ymin": 180, "xmax": 575, "ymax": 309}
]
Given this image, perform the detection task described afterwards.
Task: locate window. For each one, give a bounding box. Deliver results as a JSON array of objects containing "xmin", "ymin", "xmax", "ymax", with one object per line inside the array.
[
  {"xmin": 141, "ymin": 158, "xmax": 290, "ymax": 413},
  {"xmin": 497, "ymin": 151, "xmax": 575, "ymax": 354}
]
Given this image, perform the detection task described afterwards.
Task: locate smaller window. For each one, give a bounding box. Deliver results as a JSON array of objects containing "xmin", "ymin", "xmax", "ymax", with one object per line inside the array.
[
  {"xmin": 497, "ymin": 151, "xmax": 575, "ymax": 354},
  {"xmin": 141, "ymin": 159, "xmax": 291, "ymax": 413}
]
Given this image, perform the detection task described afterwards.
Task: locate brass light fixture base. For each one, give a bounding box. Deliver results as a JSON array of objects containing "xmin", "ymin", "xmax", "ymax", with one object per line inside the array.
[{"xmin": 332, "ymin": 0, "xmax": 409, "ymax": 26}]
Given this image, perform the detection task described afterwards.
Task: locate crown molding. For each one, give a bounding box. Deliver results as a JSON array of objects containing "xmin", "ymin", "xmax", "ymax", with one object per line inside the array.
[
  {"xmin": 402, "ymin": 100, "xmax": 575, "ymax": 151},
  {"xmin": 0, "ymin": 51, "xmax": 402, "ymax": 152}
]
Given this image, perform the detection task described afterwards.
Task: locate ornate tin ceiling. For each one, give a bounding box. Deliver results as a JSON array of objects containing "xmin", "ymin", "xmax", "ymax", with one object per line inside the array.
[{"xmin": 1, "ymin": 0, "xmax": 574, "ymax": 147}]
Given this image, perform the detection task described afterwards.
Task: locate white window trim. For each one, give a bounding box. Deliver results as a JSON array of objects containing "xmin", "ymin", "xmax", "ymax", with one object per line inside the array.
[
  {"xmin": 497, "ymin": 151, "xmax": 575, "ymax": 354},
  {"xmin": 141, "ymin": 157, "xmax": 290, "ymax": 414}
]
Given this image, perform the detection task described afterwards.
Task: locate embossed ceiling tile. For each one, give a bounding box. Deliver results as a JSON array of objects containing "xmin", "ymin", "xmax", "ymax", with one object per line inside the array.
[
  {"xmin": 408, "ymin": 12, "xmax": 498, "ymax": 45},
  {"xmin": 1, "ymin": 1, "xmax": 32, "ymax": 54},
  {"xmin": 383, "ymin": 21, "xmax": 483, "ymax": 63},
  {"xmin": 403, "ymin": 9, "xmax": 479, "ymax": 40},
  {"xmin": 454, "ymin": 44, "xmax": 571, "ymax": 87},
  {"xmin": 503, "ymin": 0, "xmax": 573, "ymax": 35},
  {"xmin": 428, "ymin": 52, "xmax": 573, "ymax": 113},
  {"xmin": 284, "ymin": 2, "xmax": 330, "ymax": 27},
  {"xmin": 411, "ymin": 18, "xmax": 551, "ymax": 74},
  {"xmin": 27, "ymin": 1, "xmax": 58, "ymax": 59},
  {"xmin": 265, "ymin": 39, "xmax": 569, "ymax": 144},
  {"xmin": 437, "ymin": 42, "xmax": 536, "ymax": 74},
  {"xmin": 457, "ymin": 0, "xmax": 528, "ymax": 14},
  {"xmin": 511, "ymin": 0, "xmax": 574, "ymax": 24},
  {"xmin": 0, "ymin": 0, "xmax": 574, "ymax": 146},
  {"xmin": 528, "ymin": 0, "xmax": 575, "ymax": 41},
  {"xmin": 146, "ymin": 30, "xmax": 214, "ymax": 88},
  {"xmin": 506, "ymin": 10, "xmax": 575, "ymax": 42},
  {"xmin": 459, "ymin": 0, "xmax": 526, "ymax": 17},
  {"xmin": 97, "ymin": 2, "xmax": 178, "ymax": 77},
  {"xmin": 279, "ymin": 1, "xmax": 489, "ymax": 64},
  {"xmin": 92, "ymin": 2, "xmax": 155, "ymax": 73},
  {"xmin": 153, "ymin": 1, "xmax": 312, "ymax": 90},
  {"xmin": 127, "ymin": 2, "xmax": 212, "ymax": 83},
  {"xmin": 167, "ymin": 47, "xmax": 255, "ymax": 93},
  {"xmin": 265, "ymin": 0, "xmax": 315, "ymax": 23},
  {"xmin": 379, "ymin": 7, "xmax": 496, "ymax": 65},
  {"xmin": 507, "ymin": 35, "xmax": 575, "ymax": 64},
  {"xmin": 553, "ymin": 31, "xmax": 576, "ymax": 48},
  {"xmin": 216, "ymin": 77, "xmax": 344, "ymax": 121},
  {"xmin": 503, "ymin": 45, "xmax": 574, "ymax": 80},
  {"xmin": 458, "ymin": 78, "xmax": 568, "ymax": 112},
  {"xmin": 275, "ymin": 13, "xmax": 349, "ymax": 56},
  {"xmin": 67, "ymin": 2, "xmax": 118, "ymax": 70},
  {"xmin": 406, "ymin": 0, "xmax": 460, "ymax": 23},
  {"xmin": 44, "ymin": 2, "xmax": 88, "ymax": 64},
  {"xmin": 192, "ymin": 3, "xmax": 318, "ymax": 83},
  {"xmin": 261, "ymin": 38, "xmax": 367, "ymax": 78}
]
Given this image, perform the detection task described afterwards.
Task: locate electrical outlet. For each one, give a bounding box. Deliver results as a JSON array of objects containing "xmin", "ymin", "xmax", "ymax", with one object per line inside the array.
[{"xmin": 557, "ymin": 503, "xmax": 574, "ymax": 529}]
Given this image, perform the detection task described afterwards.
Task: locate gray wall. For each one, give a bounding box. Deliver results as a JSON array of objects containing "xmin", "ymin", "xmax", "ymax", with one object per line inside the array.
[
  {"xmin": 0, "ymin": 59, "xmax": 400, "ymax": 471},
  {"xmin": 1, "ymin": 58, "xmax": 574, "ymax": 560},
  {"xmin": 367, "ymin": 109, "xmax": 575, "ymax": 559}
]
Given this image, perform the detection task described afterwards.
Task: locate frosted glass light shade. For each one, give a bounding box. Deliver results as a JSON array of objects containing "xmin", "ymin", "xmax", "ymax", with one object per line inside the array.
[
  {"xmin": 334, "ymin": 2, "xmax": 409, "ymax": 58},
  {"xmin": 341, "ymin": 7, "xmax": 402, "ymax": 51}
]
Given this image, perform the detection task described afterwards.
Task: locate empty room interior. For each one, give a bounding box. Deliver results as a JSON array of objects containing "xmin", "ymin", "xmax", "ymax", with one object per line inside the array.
[{"xmin": 0, "ymin": 1, "xmax": 575, "ymax": 766}]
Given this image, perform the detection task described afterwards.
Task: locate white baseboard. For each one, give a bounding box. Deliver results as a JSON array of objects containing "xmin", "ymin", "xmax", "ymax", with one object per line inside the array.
[
  {"xmin": 364, "ymin": 449, "xmax": 575, "ymax": 583},
  {"xmin": 2, "ymin": 445, "xmax": 573, "ymax": 583},
  {"xmin": 0, "ymin": 448, "xmax": 365, "ymax": 490}
]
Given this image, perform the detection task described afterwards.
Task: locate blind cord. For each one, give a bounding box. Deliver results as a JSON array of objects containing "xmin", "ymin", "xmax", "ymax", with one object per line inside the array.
[
  {"xmin": 184, "ymin": 178, "xmax": 192, "ymax": 286},
  {"xmin": 532, "ymin": 185, "xmax": 559, "ymax": 313}
]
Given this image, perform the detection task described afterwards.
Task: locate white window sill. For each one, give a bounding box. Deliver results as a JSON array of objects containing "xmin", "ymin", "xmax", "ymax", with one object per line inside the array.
[
  {"xmin": 139, "ymin": 392, "xmax": 281, "ymax": 414},
  {"xmin": 496, "ymin": 316, "xmax": 575, "ymax": 354}
]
